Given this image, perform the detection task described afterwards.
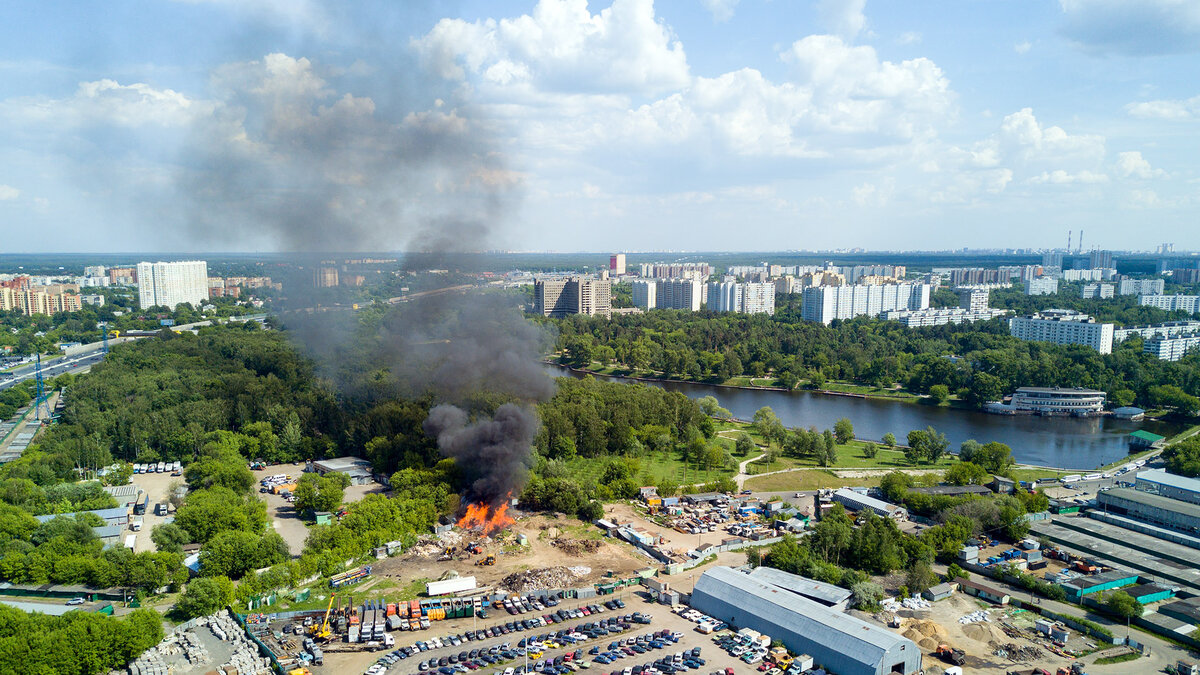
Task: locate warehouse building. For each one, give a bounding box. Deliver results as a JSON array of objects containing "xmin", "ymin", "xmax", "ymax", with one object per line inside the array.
[
  {"xmin": 923, "ymin": 582, "xmax": 956, "ymax": 602},
  {"xmin": 1160, "ymin": 598, "xmax": 1200, "ymax": 626},
  {"xmin": 34, "ymin": 506, "xmax": 128, "ymax": 527},
  {"xmin": 691, "ymin": 567, "xmax": 921, "ymax": 675},
  {"xmin": 748, "ymin": 566, "xmax": 853, "ymax": 610},
  {"xmin": 1098, "ymin": 488, "xmax": 1200, "ymax": 536},
  {"xmin": 1123, "ymin": 584, "xmax": 1175, "ymax": 605},
  {"xmin": 956, "ymin": 578, "xmax": 1010, "ymax": 605},
  {"xmin": 1135, "ymin": 469, "xmax": 1200, "ymax": 506},
  {"xmin": 1061, "ymin": 569, "xmax": 1139, "ymax": 600},
  {"xmin": 309, "ymin": 456, "xmax": 374, "ymax": 485},
  {"xmin": 832, "ymin": 488, "xmax": 908, "ymax": 520}
]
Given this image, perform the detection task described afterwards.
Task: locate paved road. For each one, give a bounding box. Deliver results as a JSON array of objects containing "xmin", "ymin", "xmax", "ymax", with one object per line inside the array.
[{"xmin": 0, "ymin": 348, "xmax": 106, "ymax": 392}]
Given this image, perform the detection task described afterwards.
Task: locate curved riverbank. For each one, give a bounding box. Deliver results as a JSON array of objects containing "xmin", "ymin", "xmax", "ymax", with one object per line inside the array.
[{"xmin": 545, "ymin": 362, "xmax": 1186, "ymax": 469}]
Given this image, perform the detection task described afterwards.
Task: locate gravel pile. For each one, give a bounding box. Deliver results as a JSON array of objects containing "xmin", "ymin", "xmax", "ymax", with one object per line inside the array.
[{"xmin": 500, "ymin": 566, "xmax": 589, "ymax": 591}]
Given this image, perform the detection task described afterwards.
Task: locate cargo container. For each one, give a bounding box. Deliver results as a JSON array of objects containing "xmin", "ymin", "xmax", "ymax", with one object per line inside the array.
[
  {"xmin": 124, "ymin": 534, "xmax": 136, "ymax": 550},
  {"xmin": 427, "ymin": 576, "xmax": 477, "ymax": 596},
  {"xmin": 273, "ymin": 482, "xmax": 298, "ymax": 495},
  {"xmin": 330, "ymin": 565, "xmax": 372, "ymax": 588}
]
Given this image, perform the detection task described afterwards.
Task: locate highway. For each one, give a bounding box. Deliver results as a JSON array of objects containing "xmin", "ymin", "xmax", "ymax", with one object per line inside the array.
[{"xmin": 0, "ymin": 349, "xmax": 106, "ymax": 392}]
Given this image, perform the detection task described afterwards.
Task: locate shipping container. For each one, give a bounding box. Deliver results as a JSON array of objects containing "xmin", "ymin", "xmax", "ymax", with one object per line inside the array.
[
  {"xmin": 124, "ymin": 534, "xmax": 136, "ymax": 550},
  {"xmin": 426, "ymin": 576, "xmax": 477, "ymax": 596}
]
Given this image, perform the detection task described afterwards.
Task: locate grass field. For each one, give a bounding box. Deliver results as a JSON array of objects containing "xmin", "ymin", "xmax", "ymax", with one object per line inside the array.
[
  {"xmin": 559, "ymin": 449, "xmax": 738, "ymax": 487},
  {"xmin": 743, "ymin": 470, "xmax": 880, "ymax": 491}
]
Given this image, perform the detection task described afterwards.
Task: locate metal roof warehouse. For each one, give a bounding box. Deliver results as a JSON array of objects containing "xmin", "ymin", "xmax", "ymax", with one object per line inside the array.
[
  {"xmin": 310, "ymin": 456, "xmax": 375, "ymax": 484},
  {"xmin": 748, "ymin": 566, "xmax": 853, "ymax": 609},
  {"xmin": 691, "ymin": 567, "xmax": 921, "ymax": 675}
]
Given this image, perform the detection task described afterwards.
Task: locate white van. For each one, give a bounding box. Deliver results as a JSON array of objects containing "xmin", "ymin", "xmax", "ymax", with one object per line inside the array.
[
  {"xmin": 1062, "ymin": 475, "xmax": 1082, "ymax": 484},
  {"xmin": 1084, "ymin": 473, "xmax": 1102, "ymax": 481}
]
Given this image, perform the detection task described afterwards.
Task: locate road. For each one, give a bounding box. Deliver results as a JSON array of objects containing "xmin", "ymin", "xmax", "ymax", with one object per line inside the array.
[{"xmin": 0, "ymin": 348, "xmax": 106, "ymax": 392}]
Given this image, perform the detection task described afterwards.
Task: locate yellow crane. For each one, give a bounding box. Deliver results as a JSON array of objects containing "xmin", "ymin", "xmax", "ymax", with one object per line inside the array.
[{"xmin": 309, "ymin": 593, "xmax": 336, "ymax": 640}]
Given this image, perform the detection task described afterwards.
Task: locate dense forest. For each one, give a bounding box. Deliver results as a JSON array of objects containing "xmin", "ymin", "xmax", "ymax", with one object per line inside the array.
[{"xmin": 547, "ymin": 288, "xmax": 1200, "ymax": 413}]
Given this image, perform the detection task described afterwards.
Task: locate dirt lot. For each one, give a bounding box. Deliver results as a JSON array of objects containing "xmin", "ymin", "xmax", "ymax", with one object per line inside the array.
[
  {"xmin": 372, "ymin": 512, "xmax": 650, "ymax": 593},
  {"xmin": 251, "ymin": 463, "xmax": 388, "ymax": 556},
  {"xmin": 879, "ymin": 592, "xmax": 1172, "ymax": 675},
  {"xmin": 129, "ymin": 470, "xmax": 185, "ymax": 553}
]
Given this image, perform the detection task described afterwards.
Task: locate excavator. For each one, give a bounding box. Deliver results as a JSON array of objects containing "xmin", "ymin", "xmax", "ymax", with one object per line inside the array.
[
  {"xmin": 438, "ymin": 546, "xmax": 458, "ymax": 561},
  {"xmin": 308, "ymin": 594, "xmax": 336, "ymax": 640},
  {"xmin": 475, "ymin": 555, "xmax": 496, "ymax": 566}
]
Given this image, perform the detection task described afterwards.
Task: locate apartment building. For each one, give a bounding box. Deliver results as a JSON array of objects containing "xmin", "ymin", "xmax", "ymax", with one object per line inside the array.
[
  {"xmin": 0, "ymin": 287, "xmax": 83, "ymax": 316},
  {"xmin": 1140, "ymin": 295, "xmax": 1200, "ymax": 314},
  {"xmin": 1081, "ymin": 283, "xmax": 1114, "ymax": 299},
  {"xmin": 533, "ymin": 277, "xmax": 612, "ymax": 317},
  {"xmin": 1024, "ymin": 276, "xmax": 1059, "ymax": 296},
  {"xmin": 801, "ymin": 283, "xmax": 930, "ymax": 325},
  {"xmin": 1118, "ymin": 278, "xmax": 1165, "ymax": 296},
  {"xmin": 1144, "ymin": 334, "xmax": 1200, "ymax": 362},
  {"xmin": 656, "ymin": 277, "xmax": 703, "ymax": 311},
  {"xmin": 1114, "ymin": 321, "xmax": 1200, "ymax": 343},
  {"xmin": 884, "ymin": 307, "xmax": 1009, "ymax": 327},
  {"xmin": 707, "ymin": 282, "xmax": 775, "ymax": 315},
  {"xmin": 136, "ymin": 260, "xmax": 210, "ymax": 309},
  {"xmin": 609, "ymin": 253, "xmax": 626, "ymax": 275},
  {"xmin": 631, "ymin": 279, "xmax": 656, "ymax": 310},
  {"xmin": 1009, "ymin": 310, "xmax": 1114, "ymax": 354}
]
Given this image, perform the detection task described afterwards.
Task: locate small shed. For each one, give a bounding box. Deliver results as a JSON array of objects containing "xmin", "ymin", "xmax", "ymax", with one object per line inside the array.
[
  {"xmin": 956, "ymin": 578, "xmax": 1011, "ymax": 605},
  {"xmin": 923, "ymin": 582, "xmax": 956, "ymax": 602},
  {"xmin": 991, "ymin": 475, "xmax": 1016, "ymax": 495},
  {"xmin": 1124, "ymin": 583, "xmax": 1175, "ymax": 605},
  {"xmin": 314, "ymin": 511, "xmax": 333, "ymax": 525},
  {"xmin": 1129, "ymin": 430, "xmax": 1166, "ymax": 451}
]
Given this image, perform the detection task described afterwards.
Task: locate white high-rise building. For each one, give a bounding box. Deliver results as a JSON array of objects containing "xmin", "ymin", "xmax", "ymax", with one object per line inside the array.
[
  {"xmin": 800, "ymin": 283, "xmax": 930, "ymax": 324},
  {"xmin": 1081, "ymin": 283, "xmax": 1114, "ymax": 299},
  {"xmin": 1118, "ymin": 278, "xmax": 1165, "ymax": 296},
  {"xmin": 1024, "ymin": 276, "xmax": 1059, "ymax": 296},
  {"xmin": 741, "ymin": 283, "xmax": 775, "ymax": 315},
  {"xmin": 656, "ymin": 277, "xmax": 703, "ymax": 311},
  {"xmin": 1090, "ymin": 250, "xmax": 1115, "ymax": 269},
  {"xmin": 1009, "ymin": 310, "xmax": 1114, "ymax": 354},
  {"xmin": 707, "ymin": 282, "xmax": 741, "ymax": 312},
  {"xmin": 1144, "ymin": 334, "xmax": 1200, "ymax": 361},
  {"xmin": 631, "ymin": 279, "xmax": 657, "ymax": 310},
  {"xmin": 956, "ymin": 287, "xmax": 990, "ymax": 312},
  {"xmin": 609, "ymin": 253, "xmax": 626, "ymax": 275},
  {"xmin": 1140, "ymin": 295, "xmax": 1200, "ymax": 313},
  {"xmin": 137, "ymin": 260, "xmax": 209, "ymax": 309}
]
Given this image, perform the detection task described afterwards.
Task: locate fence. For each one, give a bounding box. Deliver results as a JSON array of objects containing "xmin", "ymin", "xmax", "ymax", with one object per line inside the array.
[{"xmin": 663, "ymin": 536, "xmax": 783, "ymax": 575}]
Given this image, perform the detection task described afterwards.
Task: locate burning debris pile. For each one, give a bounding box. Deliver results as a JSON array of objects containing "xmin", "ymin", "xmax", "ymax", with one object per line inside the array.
[
  {"xmin": 551, "ymin": 538, "xmax": 602, "ymax": 556},
  {"xmin": 499, "ymin": 566, "xmax": 591, "ymax": 592}
]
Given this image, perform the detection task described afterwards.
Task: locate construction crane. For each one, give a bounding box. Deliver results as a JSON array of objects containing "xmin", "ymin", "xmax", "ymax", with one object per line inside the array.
[{"xmin": 309, "ymin": 594, "xmax": 336, "ymax": 640}]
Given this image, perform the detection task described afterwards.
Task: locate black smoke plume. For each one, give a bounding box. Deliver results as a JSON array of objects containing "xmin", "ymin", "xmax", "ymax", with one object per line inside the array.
[
  {"xmin": 424, "ymin": 403, "xmax": 540, "ymax": 508},
  {"xmin": 164, "ymin": 48, "xmax": 554, "ymax": 505}
]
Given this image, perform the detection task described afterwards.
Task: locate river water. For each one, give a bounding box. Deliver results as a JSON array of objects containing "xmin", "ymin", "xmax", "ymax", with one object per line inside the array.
[{"xmin": 546, "ymin": 366, "xmax": 1184, "ymax": 469}]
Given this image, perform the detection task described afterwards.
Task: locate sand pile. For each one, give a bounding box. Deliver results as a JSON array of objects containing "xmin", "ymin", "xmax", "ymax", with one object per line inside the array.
[
  {"xmin": 964, "ymin": 622, "xmax": 1003, "ymax": 643},
  {"xmin": 902, "ymin": 619, "xmax": 949, "ymax": 651}
]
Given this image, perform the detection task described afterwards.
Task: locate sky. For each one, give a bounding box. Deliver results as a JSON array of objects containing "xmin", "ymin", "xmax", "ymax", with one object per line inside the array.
[{"xmin": 1, "ymin": 0, "xmax": 1198, "ymax": 253}]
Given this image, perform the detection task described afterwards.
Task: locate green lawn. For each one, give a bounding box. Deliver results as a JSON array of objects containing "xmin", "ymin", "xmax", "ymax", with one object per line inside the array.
[
  {"xmin": 815, "ymin": 381, "xmax": 921, "ymax": 402},
  {"xmin": 743, "ymin": 470, "xmax": 881, "ymax": 491},
  {"xmin": 742, "ymin": 440, "xmax": 956, "ymax": 474},
  {"xmin": 1009, "ymin": 467, "xmax": 1071, "ymax": 483},
  {"xmin": 559, "ymin": 450, "xmax": 738, "ymax": 487}
]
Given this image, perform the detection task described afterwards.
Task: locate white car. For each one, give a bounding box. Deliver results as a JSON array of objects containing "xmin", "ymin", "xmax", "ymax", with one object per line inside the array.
[{"xmin": 66, "ymin": 597, "xmax": 85, "ymax": 605}]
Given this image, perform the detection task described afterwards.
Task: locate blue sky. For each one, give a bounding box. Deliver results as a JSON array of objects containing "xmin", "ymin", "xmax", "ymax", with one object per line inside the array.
[{"xmin": 1, "ymin": 0, "xmax": 1198, "ymax": 253}]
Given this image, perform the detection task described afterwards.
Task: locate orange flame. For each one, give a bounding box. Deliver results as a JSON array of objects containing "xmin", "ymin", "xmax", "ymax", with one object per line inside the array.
[{"xmin": 458, "ymin": 497, "xmax": 514, "ymax": 535}]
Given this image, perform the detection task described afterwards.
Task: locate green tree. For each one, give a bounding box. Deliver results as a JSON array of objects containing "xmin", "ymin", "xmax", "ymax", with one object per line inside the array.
[
  {"xmin": 1104, "ymin": 590, "xmax": 1143, "ymax": 621},
  {"xmin": 752, "ymin": 407, "xmax": 785, "ymax": 446},
  {"xmin": 965, "ymin": 372, "xmax": 1004, "ymax": 407},
  {"xmin": 944, "ymin": 461, "xmax": 991, "ymax": 486},
  {"xmin": 862, "ymin": 443, "xmax": 879, "ymax": 459},
  {"xmin": 176, "ymin": 576, "xmax": 234, "ymax": 618},
  {"xmin": 1150, "ymin": 385, "xmax": 1200, "ymax": 415},
  {"xmin": 882, "ymin": 432, "xmax": 896, "ymax": 448},
  {"xmin": 698, "ymin": 396, "xmax": 731, "ymax": 419},
  {"xmin": 905, "ymin": 561, "xmax": 937, "ymax": 594},
  {"xmin": 945, "ymin": 563, "xmax": 968, "ymax": 581},
  {"xmin": 833, "ymin": 418, "xmax": 854, "ymax": 445},
  {"xmin": 851, "ymin": 581, "xmax": 884, "ymax": 610},
  {"xmin": 151, "ymin": 522, "xmax": 189, "ymax": 554},
  {"xmin": 735, "ymin": 433, "xmax": 756, "ymax": 457},
  {"xmin": 928, "ymin": 384, "xmax": 949, "ymax": 405}
]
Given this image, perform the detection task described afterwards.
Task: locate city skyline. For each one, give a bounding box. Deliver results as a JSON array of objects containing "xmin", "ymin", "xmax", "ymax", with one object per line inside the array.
[{"xmin": 1, "ymin": 1, "xmax": 1198, "ymax": 253}]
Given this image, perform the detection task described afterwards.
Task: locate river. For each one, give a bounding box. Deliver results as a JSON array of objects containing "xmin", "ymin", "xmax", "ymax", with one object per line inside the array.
[{"xmin": 546, "ymin": 365, "xmax": 1185, "ymax": 469}]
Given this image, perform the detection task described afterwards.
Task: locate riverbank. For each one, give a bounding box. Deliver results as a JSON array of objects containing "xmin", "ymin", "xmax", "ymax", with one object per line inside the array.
[{"xmin": 548, "ymin": 358, "xmax": 940, "ymax": 404}]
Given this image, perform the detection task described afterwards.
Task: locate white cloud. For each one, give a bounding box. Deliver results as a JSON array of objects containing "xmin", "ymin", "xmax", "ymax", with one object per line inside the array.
[
  {"xmin": 1114, "ymin": 150, "xmax": 1166, "ymax": 179},
  {"xmin": 1014, "ymin": 41, "xmax": 1032, "ymax": 54},
  {"xmin": 1125, "ymin": 95, "xmax": 1200, "ymax": 120},
  {"xmin": 701, "ymin": 0, "xmax": 739, "ymax": 23},
  {"xmin": 169, "ymin": 0, "xmax": 328, "ymax": 35},
  {"xmin": 817, "ymin": 0, "xmax": 867, "ymax": 40},
  {"xmin": 897, "ymin": 31, "xmax": 922, "ymax": 45},
  {"xmin": 1059, "ymin": 0, "xmax": 1200, "ymax": 55},
  {"xmin": 3, "ymin": 79, "xmax": 213, "ymax": 128},
  {"xmin": 997, "ymin": 107, "xmax": 1105, "ymax": 163},
  {"xmin": 1028, "ymin": 169, "xmax": 1108, "ymax": 184},
  {"xmin": 0, "ymin": 185, "xmax": 19, "ymax": 200},
  {"xmin": 412, "ymin": 0, "xmax": 690, "ymax": 97}
]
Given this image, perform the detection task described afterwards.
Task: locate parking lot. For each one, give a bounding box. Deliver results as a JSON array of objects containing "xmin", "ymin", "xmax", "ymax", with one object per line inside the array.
[
  {"xmin": 319, "ymin": 588, "xmax": 812, "ymax": 675},
  {"xmin": 128, "ymin": 469, "xmax": 185, "ymax": 553}
]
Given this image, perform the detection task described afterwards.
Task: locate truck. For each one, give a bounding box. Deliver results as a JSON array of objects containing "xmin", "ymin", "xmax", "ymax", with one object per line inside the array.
[
  {"xmin": 155, "ymin": 503, "xmax": 168, "ymax": 516},
  {"xmin": 130, "ymin": 516, "xmax": 143, "ymax": 532},
  {"xmin": 426, "ymin": 576, "xmax": 477, "ymax": 596},
  {"xmin": 133, "ymin": 495, "xmax": 149, "ymax": 516},
  {"xmin": 935, "ymin": 644, "xmax": 965, "ymax": 666},
  {"xmin": 124, "ymin": 534, "xmax": 137, "ymax": 551}
]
